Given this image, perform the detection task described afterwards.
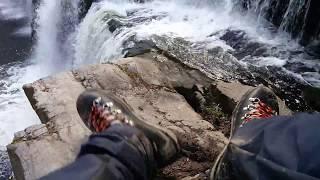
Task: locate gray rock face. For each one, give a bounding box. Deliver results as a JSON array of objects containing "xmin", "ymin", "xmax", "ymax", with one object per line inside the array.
[{"xmin": 7, "ymin": 53, "xmax": 291, "ymax": 180}]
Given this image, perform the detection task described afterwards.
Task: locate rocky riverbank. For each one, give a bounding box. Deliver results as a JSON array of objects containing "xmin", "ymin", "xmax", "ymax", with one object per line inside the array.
[{"xmin": 6, "ymin": 51, "xmax": 292, "ymax": 180}]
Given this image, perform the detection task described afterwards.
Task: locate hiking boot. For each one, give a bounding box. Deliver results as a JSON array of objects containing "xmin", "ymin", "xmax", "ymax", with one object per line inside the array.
[
  {"xmin": 76, "ymin": 89, "xmax": 180, "ymax": 167},
  {"xmin": 230, "ymin": 84, "xmax": 279, "ymax": 135},
  {"xmin": 210, "ymin": 85, "xmax": 279, "ymax": 180}
]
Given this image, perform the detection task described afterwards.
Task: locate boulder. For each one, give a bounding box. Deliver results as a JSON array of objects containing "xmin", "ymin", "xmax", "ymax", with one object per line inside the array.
[
  {"xmin": 8, "ymin": 72, "xmax": 90, "ymax": 180},
  {"xmin": 7, "ymin": 53, "xmax": 291, "ymax": 180}
]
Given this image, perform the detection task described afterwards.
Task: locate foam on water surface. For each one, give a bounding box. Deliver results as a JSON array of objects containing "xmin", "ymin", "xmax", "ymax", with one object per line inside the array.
[{"xmin": 0, "ymin": 63, "xmax": 42, "ymax": 145}]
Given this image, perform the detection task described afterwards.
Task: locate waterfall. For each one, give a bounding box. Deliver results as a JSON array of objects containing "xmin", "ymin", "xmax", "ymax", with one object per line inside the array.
[
  {"xmin": 33, "ymin": 0, "xmax": 63, "ymax": 73},
  {"xmin": 72, "ymin": 0, "xmax": 319, "ymax": 85},
  {"xmin": 74, "ymin": 1, "xmax": 137, "ymax": 66},
  {"xmin": 0, "ymin": 0, "xmax": 82, "ymax": 146},
  {"xmin": 73, "ymin": 0, "xmax": 236, "ymax": 66},
  {"xmin": 33, "ymin": 0, "xmax": 81, "ymax": 74},
  {"xmin": 280, "ymin": 0, "xmax": 306, "ymax": 39},
  {"xmin": 241, "ymin": 0, "xmax": 320, "ymax": 45},
  {"xmin": 0, "ymin": 0, "xmax": 38, "ymax": 146}
]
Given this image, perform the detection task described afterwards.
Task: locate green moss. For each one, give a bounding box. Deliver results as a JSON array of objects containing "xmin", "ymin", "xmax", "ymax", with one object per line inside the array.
[
  {"xmin": 202, "ymin": 106, "xmax": 226, "ymax": 119},
  {"xmin": 200, "ymin": 87, "xmax": 231, "ymax": 137}
]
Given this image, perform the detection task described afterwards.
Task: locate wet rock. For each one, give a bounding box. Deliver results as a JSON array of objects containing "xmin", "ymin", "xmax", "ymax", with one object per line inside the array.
[
  {"xmin": 123, "ymin": 39, "xmax": 157, "ymax": 57},
  {"xmin": 133, "ymin": 0, "xmax": 150, "ymax": 3},
  {"xmin": 284, "ymin": 62, "xmax": 317, "ymax": 73},
  {"xmin": 299, "ymin": 0, "xmax": 320, "ymax": 45},
  {"xmin": 79, "ymin": 0, "xmax": 95, "ymax": 20},
  {"xmin": 149, "ymin": 35, "xmax": 310, "ymax": 111},
  {"xmin": 303, "ymin": 86, "xmax": 320, "ymax": 111},
  {"xmin": 305, "ymin": 42, "xmax": 320, "ymax": 56},
  {"xmin": 219, "ymin": 29, "xmax": 268, "ymax": 60},
  {"xmin": 108, "ymin": 19, "xmax": 125, "ymax": 33}
]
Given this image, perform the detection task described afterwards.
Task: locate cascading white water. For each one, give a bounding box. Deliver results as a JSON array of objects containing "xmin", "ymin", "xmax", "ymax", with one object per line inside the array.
[
  {"xmin": 74, "ymin": 2, "xmax": 131, "ymax": 66},
  {"xmin": 74, "ymin": 0, "xmax": 238, "ymax": 65},
  {"xmin": 33, "ymin": 0, "xmax": 63, "ymax": 74},
  {"xmin": 0, "ymin": 0, "xmax": 38, "ymax": 146},
  {"xmin": 34, "ymin": 0, "xmax": 81, "ymax": 73},
  {"xmin": 0, "ymin": 0, "xmax": 81, "ymax": 146},
  {"xmin": 243, "ymin": 0, "xmax": 320, "ymax": 44},
  {"xmin": 74, "ymin": 0, "xmax": 296, "ymax": 65},
  {"xmin": 279, "ymin": 0, "xmax": 306, "ymax": 38},
  {"xmin": 74, "ymin": 0, "xmax": 319, "ymax": 86}
]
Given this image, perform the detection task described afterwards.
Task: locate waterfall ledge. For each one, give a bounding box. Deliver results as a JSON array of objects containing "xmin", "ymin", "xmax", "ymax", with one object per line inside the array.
[{"xmin": 7, "ymin": 52, "xmax": 291, "ymax": 180}]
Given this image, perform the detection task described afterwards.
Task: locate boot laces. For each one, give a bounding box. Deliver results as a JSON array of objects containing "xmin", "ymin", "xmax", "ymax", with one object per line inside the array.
[
  {"xmin": 88, "ymin": 97, "xmax": 134, "ymax": 132},
  {"xmin": 240, "ymin": 97, "xmax": 276, "ymax": 127}
]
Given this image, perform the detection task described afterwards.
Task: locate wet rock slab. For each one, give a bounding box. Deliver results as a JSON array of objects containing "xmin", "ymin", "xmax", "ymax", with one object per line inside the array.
[{"xmin": 7, "ymin": 53, "xmax": 290, "ymax": 180}]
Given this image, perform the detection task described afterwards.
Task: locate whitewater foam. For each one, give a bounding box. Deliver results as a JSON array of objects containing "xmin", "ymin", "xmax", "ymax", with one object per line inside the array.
[
  {"xmin": 0, "ymin": 63, "xmax": 41, "ymax": 146},
  {"xmin": 75, "ymin": 0, "xmax": 296, "ymax": 62},
  {"xmin": 74, "ymin": 0, "xmax": 236, "ymax": 64},
  {"xmin": 73, "ymin": 0, "xmax": 319, "ymax": 86},
  {"xmin": 0, "ymin": 0, "xmax": 81, "ymax": 146},
  {"xmin": 74, "ymin": 2, "xmax": 131, "ymax": 66},
  {"xmin": 33, "ymin": 0, "xmax": 64, "ymax": 73}
]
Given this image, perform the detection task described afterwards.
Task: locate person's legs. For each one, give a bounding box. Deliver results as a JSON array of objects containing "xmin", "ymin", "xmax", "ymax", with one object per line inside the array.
[
  {"xmin": 229, "ymin": 112, "xmax": 320, "ymax": 180},
  {"xmin": 41, "ymin": 89, "xmax": 180, "ymax": 180},
  {"xmin": 42, "ymin": 124, "xmax": 155, "ymax": 180},
  {"xmin": 211, "ymin": 85, "xmax": 320, "ymax": 180}
]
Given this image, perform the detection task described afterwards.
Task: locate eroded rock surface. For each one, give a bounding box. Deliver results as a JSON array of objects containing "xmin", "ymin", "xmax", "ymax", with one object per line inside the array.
[{"xmin": 7, "ymin": 53, "xmax": 291, "ymax": 180}]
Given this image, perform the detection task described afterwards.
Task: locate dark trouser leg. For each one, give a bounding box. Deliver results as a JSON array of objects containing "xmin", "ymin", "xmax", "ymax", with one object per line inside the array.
[
  {"xmin": 228, "ymin": 113, "xmax": 320, "ymax": 180},
  {"xmin": 41, "ymin": 124, "xmax": 156, "ymax": 180}
]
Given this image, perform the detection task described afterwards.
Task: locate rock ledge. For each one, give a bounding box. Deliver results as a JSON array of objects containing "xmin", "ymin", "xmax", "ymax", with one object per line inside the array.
[{"xmin": 7, "ymin": 53, "xmax": 291, "ymax": 180}]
